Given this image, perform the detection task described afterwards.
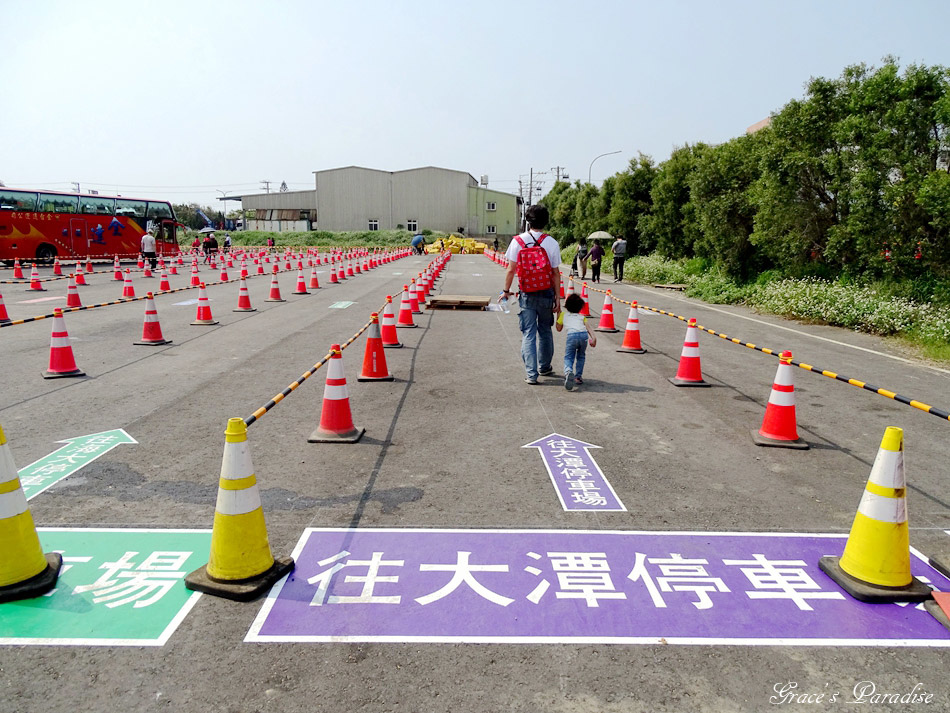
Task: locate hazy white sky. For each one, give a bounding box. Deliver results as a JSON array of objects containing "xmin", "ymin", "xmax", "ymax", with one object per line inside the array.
[{"xmin": 3, "ymin": 0, "xmax": 949, "ymax": 208}]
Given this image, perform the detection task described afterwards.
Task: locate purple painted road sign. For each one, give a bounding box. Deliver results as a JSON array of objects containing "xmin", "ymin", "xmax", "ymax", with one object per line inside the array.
[
  {"xmin": 246, "ymin": 529, "xmax": 950, "ymax": 646},
  {"xmin": 523, "ymin": 434, "xmax": 625, "ymax": 511}
]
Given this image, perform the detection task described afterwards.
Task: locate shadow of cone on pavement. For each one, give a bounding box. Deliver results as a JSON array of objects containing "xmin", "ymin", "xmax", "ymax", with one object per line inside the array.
[
  {"xmin": 751, "ymin": 351, "xmax": 808, "ymax": 449},
  {"xmin": 184, "ymin": 418, "xmax": 294, "ymax": 601},
  {"xmin": 0, "ymin": 424, "xmax": 63, "ymax": 603},
  {"xmin": 818, "ymin": 426, "xmax": 932, "ymax": 603}
]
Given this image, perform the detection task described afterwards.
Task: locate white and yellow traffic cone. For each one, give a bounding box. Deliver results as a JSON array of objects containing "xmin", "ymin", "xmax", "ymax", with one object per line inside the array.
[
  {"xmin": 818, "ymin": 427, "xmax": 931, "ymax": 602},
  {"xmin": 184, "ymin": 418, "xmax": 294, "ymax": 601},
  {"xmin": 0, "ymin": 424, "xmax": 63, "ymax": 603}
]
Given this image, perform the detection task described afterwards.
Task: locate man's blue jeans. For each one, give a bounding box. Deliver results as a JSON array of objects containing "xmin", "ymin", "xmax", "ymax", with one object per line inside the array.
[
  {"xmin": 564, "ymin": 332, "xmax": 588, "ymax": 378},
  {"xmin": 518, "ymin": 289, "xmax": 555, "ymax": 380}
]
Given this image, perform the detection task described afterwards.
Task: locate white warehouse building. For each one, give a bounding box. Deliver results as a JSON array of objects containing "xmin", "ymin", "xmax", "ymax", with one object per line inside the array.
[{"xmin": 235, "ymin": 166, "xmax": 521, "ymax": 238}]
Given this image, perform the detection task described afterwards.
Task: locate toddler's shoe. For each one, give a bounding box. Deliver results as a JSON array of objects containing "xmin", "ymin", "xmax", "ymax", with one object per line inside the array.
[{"xmin": 564, "ymin": 370, "xmax": 574, "ymax": 391}]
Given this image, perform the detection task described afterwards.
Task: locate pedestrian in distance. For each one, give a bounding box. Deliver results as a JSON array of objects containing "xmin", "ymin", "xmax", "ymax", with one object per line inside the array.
[
  {"xmin": 140, "ymin": 227, "xmax": 157, "ymax": 271},
  {"xmin": 411, "ymin": 232, "xmax": 426, "ymax": 255},
  {"xmin": 224, "ymin": 233, "xmax": 232, "ymax": 252},
  {"xmin": 493, "ymin": 237, "xmax": 499, "ymax": 252},
  {"xmin": 611, "ymin": 234, "xmax": 627, "ymax": 283},
  {"xmin": 588, "ymin": 239, "xmax": 605, "ymax": 283},
  {"xmin": 556, "ymin": 292, "xmax": 597, "ymax": 391},
  {"xmin": 502, "ymin": 204, "xmax": 562, "ymax": 385},
  {"xmin": 202, "ymin": 234, "xmax": 211, "ymax": 263},
  {"xmin": 576, "ymin": 237, "xmax": 589, "ymax": 280},
  {"xmin": 206, "ymin": 232, "xmax": 219, "ymax": 262}
]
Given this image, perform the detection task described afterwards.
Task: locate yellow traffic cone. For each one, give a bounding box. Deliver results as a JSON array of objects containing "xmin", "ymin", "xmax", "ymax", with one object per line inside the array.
[
  {"xmin": 819, "ymin": 427, "xmax": 931, "ymax": 602},
  {"xmin": 185, "ymin": 418, "xmax": 294, "ymax": 601},
  {"xmin": 0, "ymin": 424, "xmax": 62, "ymax": 603}
]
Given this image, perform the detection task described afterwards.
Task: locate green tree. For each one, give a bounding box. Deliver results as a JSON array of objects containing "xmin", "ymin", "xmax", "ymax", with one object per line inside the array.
[
  {"xmin": 639, "ymin": 144, "xmax": 707, "ymax": 259},
  {"xmin": 607, "ymin": 154, "xmax": 656, "ymax": 254}
]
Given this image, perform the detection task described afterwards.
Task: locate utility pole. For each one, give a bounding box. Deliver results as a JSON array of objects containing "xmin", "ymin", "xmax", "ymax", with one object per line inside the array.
[
  {"xmin": 528, "ymin": 168, "xmax": 533, "ymax": 207},
  {"xmin": 71, "ymin": 182, "xmax": 80, "ymax": 194},
  {"xmin": 552, "ymin": 166, "xmax": 569, "ymax": 183},
  {"xmin": 261, "ymin": 180, "xmax": 271, "ymax": 193}
]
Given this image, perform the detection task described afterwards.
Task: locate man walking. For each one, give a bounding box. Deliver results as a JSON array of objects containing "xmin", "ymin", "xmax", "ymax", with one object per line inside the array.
[
  {"xmin": 502, "ymin": 205, "xmax": 562, "ymax": 384},
  {"xmin": 140, "ymin": 227, "xmax": 157, "ymax": 271},
  {"xmin": 611, "ymin": 234, "xmax": 627, "ymax": 283}
]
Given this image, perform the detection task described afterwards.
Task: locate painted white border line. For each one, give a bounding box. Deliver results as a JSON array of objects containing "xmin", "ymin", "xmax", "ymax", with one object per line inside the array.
[
  {"xmin": 245, "ymin": 527, "xmax": 950, "ymax": 647},
  {"xmin": 0, "ymin": 527, "xmax": 210, "ymax": 648}
]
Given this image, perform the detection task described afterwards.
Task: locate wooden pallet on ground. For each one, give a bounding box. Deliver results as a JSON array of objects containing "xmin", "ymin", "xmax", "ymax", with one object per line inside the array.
[{"xmin": 426, "ymin": 295, "xmax": 492, "ymax": 310}]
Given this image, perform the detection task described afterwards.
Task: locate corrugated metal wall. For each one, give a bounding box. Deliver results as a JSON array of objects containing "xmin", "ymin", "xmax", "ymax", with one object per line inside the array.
[{"xmin": 315, "ymin": 168, "xmax": 393, "ymax": 231}]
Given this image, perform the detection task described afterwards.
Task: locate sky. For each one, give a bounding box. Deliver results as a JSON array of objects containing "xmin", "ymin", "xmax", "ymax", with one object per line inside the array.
[{"xmin": 3, "ymin": 0, "xmax": 950, "ymax": 210}]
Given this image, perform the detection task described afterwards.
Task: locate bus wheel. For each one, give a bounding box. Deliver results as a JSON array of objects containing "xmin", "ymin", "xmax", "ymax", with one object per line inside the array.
[{"xmin": 36, "ymin": 244, "xmax": 57, "ymax": 264}]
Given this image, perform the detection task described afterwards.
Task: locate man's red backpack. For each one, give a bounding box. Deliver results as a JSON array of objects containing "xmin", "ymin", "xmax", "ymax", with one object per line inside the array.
[{"xmin": 514, "ymin": 233, "xmax": 553, "ymax": 292}]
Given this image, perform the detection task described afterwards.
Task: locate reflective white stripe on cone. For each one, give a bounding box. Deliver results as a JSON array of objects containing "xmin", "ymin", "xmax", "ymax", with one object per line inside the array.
[
  {"xmin": 308, "ymin": 345, "xmax": 365, "ymax": 443},
  {"xmin": 752, "ymin": 351, "xmax": 807, "ymax": 449}
]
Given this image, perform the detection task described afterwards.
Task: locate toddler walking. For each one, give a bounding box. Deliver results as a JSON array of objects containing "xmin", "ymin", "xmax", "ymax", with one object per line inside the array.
[{"xmin": 556, "ymin": 293, "xmax": 597, "ymax": 390}]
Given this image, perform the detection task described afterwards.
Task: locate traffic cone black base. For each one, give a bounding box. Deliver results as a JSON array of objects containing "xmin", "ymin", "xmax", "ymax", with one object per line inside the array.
[
  {"xmin": 358, "ymin": 374, "xmax": 395, "ymax": 382},
  {"xmin": 617, "ymin": 346, "xmax": 646, "ymax": 354},
  {"xmin": 667, "ymin": 377, "xmax": 710, "ymax": 387},
  {"xmin": 43, "ymin": 368, "xmax": 85, "ymax": 379},
  {"xmin": 133, "ymin": 337, "xmax": 173, "ymax": 346},
  {"xmin": 750, "ymin": 429, "xmax": 809, "ymax": 450},
  {"xmin": 817, "ymin": 556, "xmax": 931, "ymax": 603},
  {"xmin": 184, "ymin": 556, "xmax": 294, "ymax": 603},
  {"xmin": 0, "ymin": 553, "xmax": 63, "ymax": 604},
  {"xmin": 307, "ymin": 426, "xmax": 365, "ymax": 444}
]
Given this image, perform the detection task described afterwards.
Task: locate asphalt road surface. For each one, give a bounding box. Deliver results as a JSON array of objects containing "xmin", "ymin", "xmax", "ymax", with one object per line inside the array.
[{"xmin": 1, "ymin": 253, "xmax": 949, "ymax": 713}]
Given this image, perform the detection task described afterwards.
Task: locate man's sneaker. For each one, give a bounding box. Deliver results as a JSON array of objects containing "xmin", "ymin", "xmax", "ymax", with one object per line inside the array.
[
  {"xmin": 539, "ymin": 367, "xmax": 555, "ymax": 377},
  {"xmin": 525, "ymin": 377, "xmax": 538, "ymax": 385},
  {"xmin": 564, "ymin": 370, "xmax": 574, "ymax": 391}
]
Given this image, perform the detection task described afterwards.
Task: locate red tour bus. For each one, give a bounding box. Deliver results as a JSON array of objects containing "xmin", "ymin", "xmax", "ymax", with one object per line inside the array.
[{"xmin": 0, "ymin": 187, "xmax": 181, "ymax": 264}]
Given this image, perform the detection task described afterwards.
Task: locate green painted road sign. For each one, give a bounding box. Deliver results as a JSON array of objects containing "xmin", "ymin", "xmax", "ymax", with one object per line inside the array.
[
  {"xmin": 0, "ymin": 528, "xmax": 211, "ymax": 646},
  {"xmin": 20, "ymin": 429, "xmax": 136, "ymax": 500},
  {"xmin": 328, "ymin": 301, "xmax": 355, "ymax": 309}
]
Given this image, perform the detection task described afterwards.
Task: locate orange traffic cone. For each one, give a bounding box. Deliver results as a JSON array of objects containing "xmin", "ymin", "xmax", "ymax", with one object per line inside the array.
[
  {"xmin": 52, "ymin": 258, "xmax": 62, "ymax": 276},
  {"xmin": 134, "ymin": 293, "xmax": 172, "ymax": 345},
  {"xmin": 668, "ymin": 318, "xmax": 710, "ymax": 387},
  {"xmin": 28, "ymin": 264, "xmax": 45, "ymax": 291},
  {"xmin": 142, "ymin": 264, "xmax": 153, "ymax": 279},
  {"xmin": 580, "ymin": 283, "xmax": 590, "ymax": 316},
  {"xmin": 191, "ymin": 283, "xmax": 219, "ymax": 325},
  {"xmin": 12, "ymin": 259, "xmax": 23, "ymax": 279},
  {"xmin": 169, "ymin": 262, "xmax": 179, "ymax": 275},
  {"xmin": 240, "ymin": 259, "xmax": 249, "ymax": 279},
  {"xmin": 65, "ymin": 275, "xmax": 82, "ymax": 308},
  {"xmin": 0, "ymin": 291, "xmax": 11, "ymax": 324},
  {"xmin": 329, "ymin": 263, "xmax": 339, "ymax": 284},
  {"xmin": 308, "ymin": 344, "xmax": 365, "ymax": 443},
  {"xmin": 381, "ymin": 295, "xmax": 402, "ymax": 348},
  {"xmin": 292, "ymin": 268, "xmax": 310, "ymax": 295},
  {"xmin": 113, "ymin": 256, "xmax": 123, "ymax": 281},
  {"xmin": 233, "ymin": 277, "xmax": 256, "ymax": 312},
  {"xmin": 396, "ymin": 286, "xmax": 417, "ymax": 328},
  {"xmin": 266, "ymin": 269, "xmax": 286, "ymax": 302},
  {"xmin": 42, "ymin": 309, "xmax": 85, "ymax": 379},
  {"xmin": 308, "ymin": 266, "xmax": 320, "ymax": 290},
  {"xmin": 346, "ymin": 260, "xmax": 354, "ymax": 277},
  {"xmin": 595, "ymin": 291, "xmax": 619, "ymax": 332},
  {"xmin": 122, "ymin": 269, "xmax": 136, "ymax": 298},
  {"xmin": 74, "ymin": 262, "xmax": 87, "ymax": 285},
  {"xmin": 219, "ymin": 264, "xmax": 229, "ymax": 282},
  {"xmin": 358, "ymin": 313, "xmax": 394, "ymax": 381},
  {"xmin": 410, "ymin": 278, "xmax": 422, "ymax": 314},
  {"xmin": 159, "ymin": 269, "xmax": 171, "ymax": 291},
  {"xmin": 415, "ymin": 276, "xmax": 427, "ymax": 307},
  {"xmin": 137, "ymin": 255, "xmax": 144, "ymax": 269},
  {"xmin": 617, "ymin": 302, "xmax": 646, "ymax": 354},
  {"xmin": 85, "ymin": 256, "xmax": 93, "ymax": 273},
  {"xmin": 752, "ymin": 351, "xmax": 808, "ymax": 449},
  {"xmin": 190, "ymin": 262, "xmax": 201, "ymax": 287}
]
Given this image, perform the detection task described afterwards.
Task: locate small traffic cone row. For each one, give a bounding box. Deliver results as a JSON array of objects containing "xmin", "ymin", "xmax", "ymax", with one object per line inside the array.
[
  {"xmin": 818, "ymin": 427, "xmax": 932, "ymax": 603},
  {"xmin": 122, "ymin": 269, "xmax": 136, "ymax": 298},
  {"xmin": 74, "ymin": 262, "xmax": 87, "ymax": 285},
  {"xmin": 43, "ymin": 309, "xmax": 85, "ymax": 379},
  {"xmin": 134, "ymin": 293, "xmax": 172, "ymax": 346},
  {"xmin": 751, "ymin": 351, "xmax": 808, "ymax": 449},
  {"xmin": 191, "ymin": 283, "xmax": 219, "ymax": 325},
  {"xmin": 233, "ymin": 277, "xmax": 256, "ymax": 312},
  {"xmin": 380, "ymin": 296, "xmax": 402, "ymax": 348},
  {"xmin": 617, "ymin": 302, "xmax": 646, "ymax": 354},
  {"xmin": 266, "ymin": 268, "xmax": 285, "ymax": 302},
  {"xmin": 12, "ymin": 259, "xmax": 23, "ymax": 279},
  {"xmin": 65, "ymin": 275, "xmax": 82, "ymax": 308},
  {"xmin": 292, "ymin": 268, "xmax": 310, "ymax": 295},
  {"xmin": 396, "ymin": 286, "xmax": 417, "ymax": 328},
  {"xmin": 0, "ymin": 423, "xmax": 63, "ymax": 603},
  {"xmin": 358, "ymin": 313, "xmax": 394, "ymax": 382},
  {"xmin": 595, "ymin": 290, "xmax": 619, "ymax": 332},
  {"xmin": 0, "ymin": 291, "xmax": 10, "ymax": 325},
  {"xmin": 308, "ymin": 344, "xmax": 365, "ymax": 443},
  {"xmin": 28, "ymin": 264, "xmax": 45, "ymax": 291},
  {"xmin": 668, "ymin": 318, "xmax": 710, "ymax": 387},
  {"xmin": 184, "ymin": 418, "xmax": 294, "ymax": 602}
]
